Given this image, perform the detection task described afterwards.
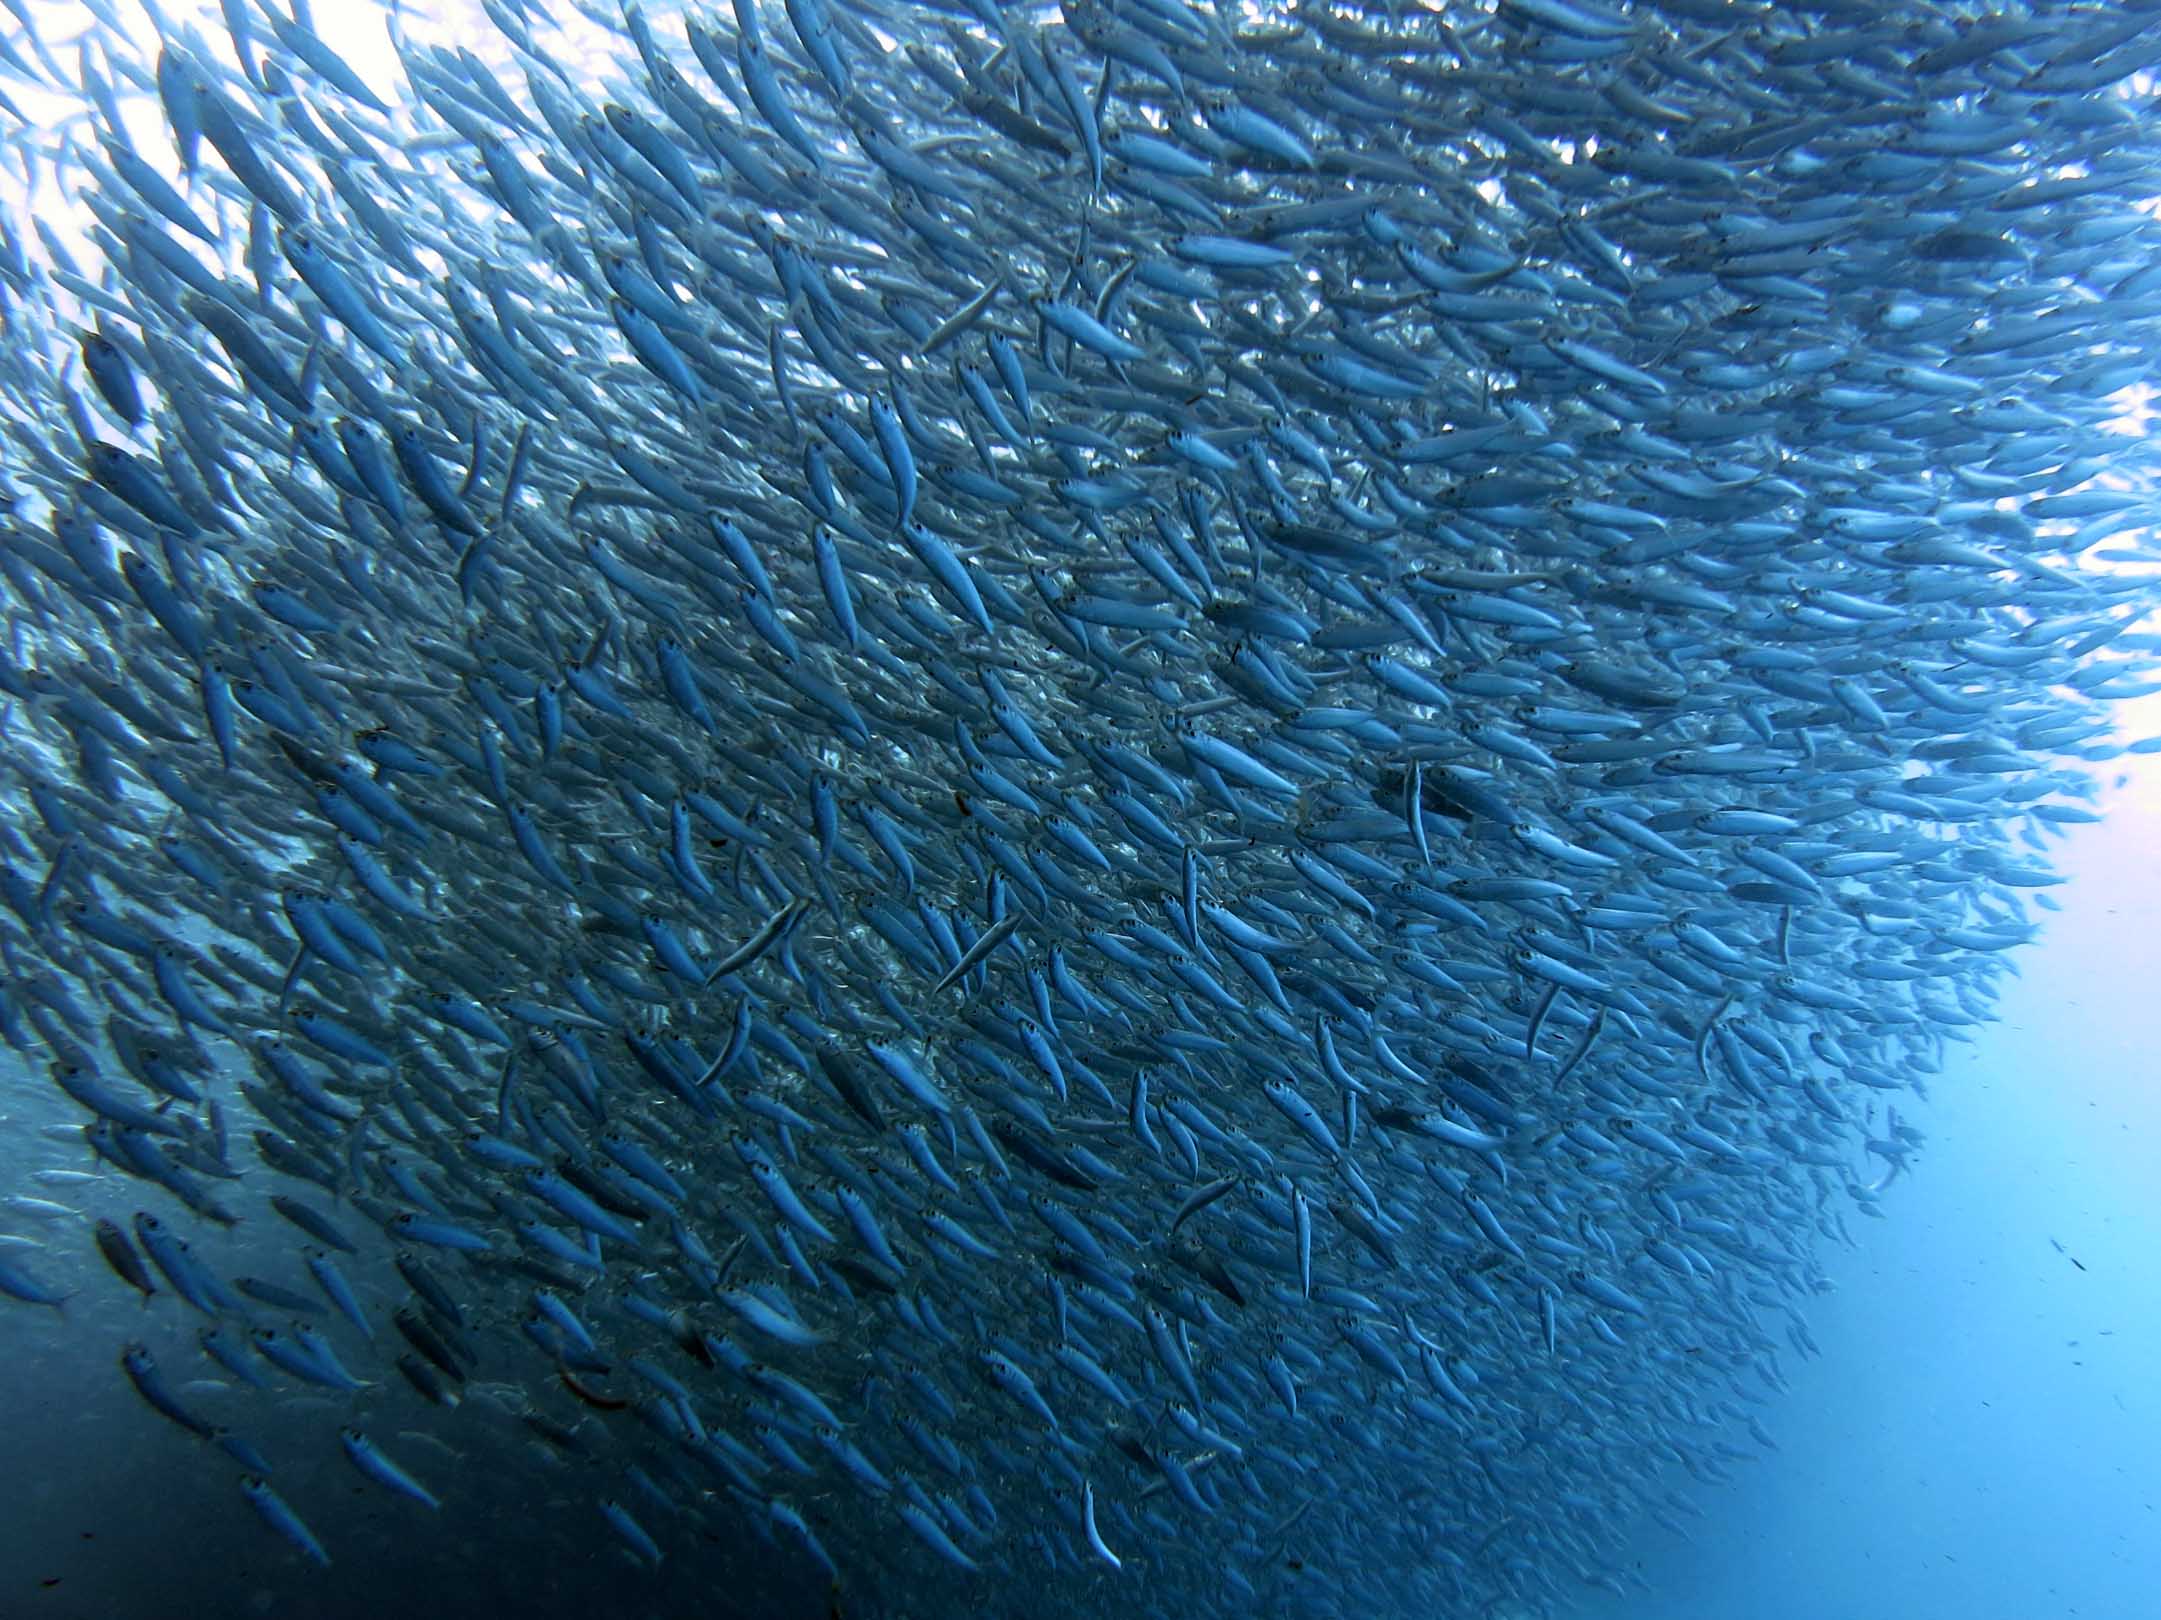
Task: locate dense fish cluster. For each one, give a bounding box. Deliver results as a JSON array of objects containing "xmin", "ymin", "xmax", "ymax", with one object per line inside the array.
[{"xmin": 3, "ymin": 0, "xmax": 2160, "ymax": 1611}]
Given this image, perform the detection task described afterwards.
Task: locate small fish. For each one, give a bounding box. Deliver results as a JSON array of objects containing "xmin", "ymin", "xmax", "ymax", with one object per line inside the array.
[{"xmin": 0, "ymin": 1, "xmax": 2145, "ymax": 1604}]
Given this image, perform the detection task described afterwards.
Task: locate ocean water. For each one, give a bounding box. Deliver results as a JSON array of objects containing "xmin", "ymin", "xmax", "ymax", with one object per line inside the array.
[
  {"xmin": 0, "ymin": 2, "xmax": 2157, "ymax": 1618},
  {"xmin": 1588, "ymin": 791, "xmax": 2161, "ymax": 1620}
]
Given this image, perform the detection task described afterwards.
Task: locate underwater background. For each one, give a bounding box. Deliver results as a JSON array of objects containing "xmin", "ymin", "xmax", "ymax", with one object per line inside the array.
[{"xmin": 0, "ymin": 1, "xmax": 2157, "ymax": 1617}]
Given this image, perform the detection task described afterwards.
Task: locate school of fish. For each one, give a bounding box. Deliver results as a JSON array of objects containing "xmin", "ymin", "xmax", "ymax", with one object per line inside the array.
[{"xmin": 1, "ymin": 0, "xmax": 2159, "ymax": 1612}]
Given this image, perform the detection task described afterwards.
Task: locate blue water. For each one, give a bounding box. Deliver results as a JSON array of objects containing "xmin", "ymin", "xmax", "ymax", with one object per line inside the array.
[{"xmin": 1597, "ymin": 796, "xmax": 2161, "ymax": 1620}]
